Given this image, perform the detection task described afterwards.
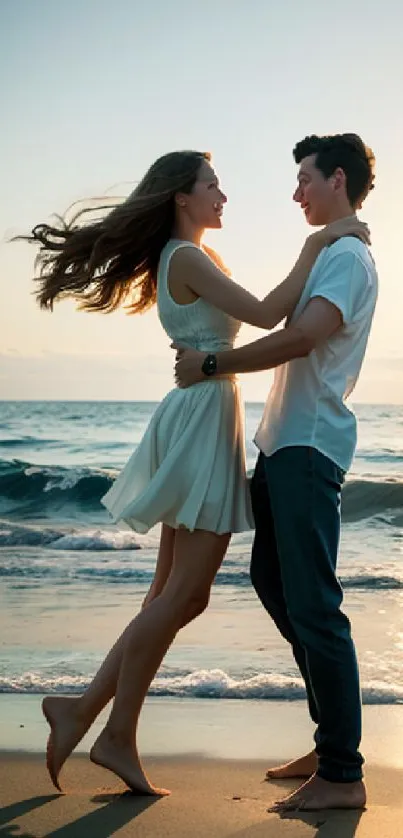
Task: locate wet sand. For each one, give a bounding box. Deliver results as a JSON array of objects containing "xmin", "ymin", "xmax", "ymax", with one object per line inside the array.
[{"xmin": 1, "ymin": 752, "xmax": 402, "ymax": 838}]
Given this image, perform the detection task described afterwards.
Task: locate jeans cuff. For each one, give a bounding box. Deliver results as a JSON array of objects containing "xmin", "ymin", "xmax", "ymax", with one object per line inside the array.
[{"xmin": 317, "ymin": 764, "xmax": 363, "ymax": 784}]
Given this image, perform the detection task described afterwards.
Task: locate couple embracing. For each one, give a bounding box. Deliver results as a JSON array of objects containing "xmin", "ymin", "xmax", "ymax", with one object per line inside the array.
[{"xmin": 26, "ymin": 132, "xmax": 377, "ymax": 812}]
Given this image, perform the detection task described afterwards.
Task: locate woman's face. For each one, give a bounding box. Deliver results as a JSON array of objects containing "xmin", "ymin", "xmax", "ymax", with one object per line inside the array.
[{"xmin": 177, "ymin": 160, "xmax": 227, "ymax": 230}]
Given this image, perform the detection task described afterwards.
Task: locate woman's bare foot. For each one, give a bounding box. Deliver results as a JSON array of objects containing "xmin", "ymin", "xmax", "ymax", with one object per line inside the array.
[
  {"xmin": 268, "ymin": 774, "xmax": 367, "ymax": 812},
  {"xmin": 265, "ymin": 750, "xmax": 318, "ymax": 781},
  {"xmin": 42, "ymin": 695, "xmax": 89, "ymax": 791},
  {"xmin": 90, "ymin": 729, "xmax": 170, "ymax": 796}
]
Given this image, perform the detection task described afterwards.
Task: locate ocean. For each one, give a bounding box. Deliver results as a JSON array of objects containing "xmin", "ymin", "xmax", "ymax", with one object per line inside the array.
[{"xmin": 1, "ymin": 400, "xmax": 402, "ymax": 708}]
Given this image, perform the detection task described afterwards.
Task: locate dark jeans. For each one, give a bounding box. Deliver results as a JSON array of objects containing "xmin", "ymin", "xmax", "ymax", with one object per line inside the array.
[{"xmin": 250, "ymin": 446, "xmax": 364, "ymax": 783}]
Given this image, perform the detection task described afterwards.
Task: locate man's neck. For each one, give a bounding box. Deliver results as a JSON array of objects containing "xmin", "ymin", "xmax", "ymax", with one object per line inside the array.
[{"xmin": 323, "ymin": 204, "xmax": 355, "ymax": 225}]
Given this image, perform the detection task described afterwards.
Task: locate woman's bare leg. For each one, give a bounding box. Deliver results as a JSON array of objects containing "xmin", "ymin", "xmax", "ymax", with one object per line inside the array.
[
  {"xmin": 142, "ymin": 524, "xmax": 176, "ymax": 608},
  {"xmin": 90, "ymin": 528, "xmax": 230, "ymax": 794},
  {"xmin": 43, "ymin": 525, "xmax": 176, "ymax": 789}
]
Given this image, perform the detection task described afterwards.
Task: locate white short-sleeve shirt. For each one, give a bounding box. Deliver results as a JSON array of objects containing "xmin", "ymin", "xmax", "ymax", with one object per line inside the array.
[{"xmin": 254, "ymin": 237, "xmax": 378, "ymax": 472}]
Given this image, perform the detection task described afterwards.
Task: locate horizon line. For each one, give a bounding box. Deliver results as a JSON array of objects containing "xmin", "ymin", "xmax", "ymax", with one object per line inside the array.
[{"xmin": 1, "ymin": 398, "xmax": 402, "ymax": 407}]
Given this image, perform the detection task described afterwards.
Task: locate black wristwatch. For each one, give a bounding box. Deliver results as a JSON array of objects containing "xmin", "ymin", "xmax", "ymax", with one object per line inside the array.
[{"xmin": 201, "ymin": 353, "xmax": 218, "ymax": 377}]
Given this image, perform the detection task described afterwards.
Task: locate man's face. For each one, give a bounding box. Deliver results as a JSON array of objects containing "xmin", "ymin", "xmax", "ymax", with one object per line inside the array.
[{"xmin": 293, "ymin": 154, "xmax": 338, "ymax": 226}]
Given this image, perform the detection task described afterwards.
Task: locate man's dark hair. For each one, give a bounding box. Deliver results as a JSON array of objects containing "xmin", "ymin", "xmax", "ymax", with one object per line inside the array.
[{"xmin": 293, "ymin": 133, "xmax": 375, "ymax": 207}]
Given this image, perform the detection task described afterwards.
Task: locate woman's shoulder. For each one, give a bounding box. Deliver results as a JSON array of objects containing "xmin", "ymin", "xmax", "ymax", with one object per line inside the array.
[
  {"xmin": 202, "ymin": 245, "xmax": 232, "ymax": 277},
  {"xmin": 168, "ymin": 242, "xmax": 231, "ymax": 277}
]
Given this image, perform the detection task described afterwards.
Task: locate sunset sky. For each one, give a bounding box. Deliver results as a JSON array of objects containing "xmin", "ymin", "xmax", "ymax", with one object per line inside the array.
[{"xmin": 1, "ymin": 0, "xmax": 402, "ymax": 403}]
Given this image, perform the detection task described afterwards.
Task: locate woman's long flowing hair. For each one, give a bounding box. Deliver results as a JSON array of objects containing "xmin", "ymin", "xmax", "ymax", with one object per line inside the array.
[{"xmin": 18, "ymin": 150, "xmax": 211, "ymax": 314}]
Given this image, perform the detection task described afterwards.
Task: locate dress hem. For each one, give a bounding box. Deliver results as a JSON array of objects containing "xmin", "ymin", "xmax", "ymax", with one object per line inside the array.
[{"xmin": 101, "ymin": 498, "xmax": 253, "ymax": 536}]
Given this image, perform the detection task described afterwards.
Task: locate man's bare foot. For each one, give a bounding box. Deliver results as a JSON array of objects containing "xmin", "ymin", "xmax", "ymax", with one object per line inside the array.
[
  {"xmin": 42, "ymin": 695, "xmax": 88, "ymax": 791},
  {"xmin": 265, "ymin": 750, "xmax": 318, "ymax": 781},
  {"xmin": 268, "ymin": 773, "xmax": 366, "ymax": 812},
  {"xmin": 90, "ymin": 730, "xmax": 170, "ymax": 796}
]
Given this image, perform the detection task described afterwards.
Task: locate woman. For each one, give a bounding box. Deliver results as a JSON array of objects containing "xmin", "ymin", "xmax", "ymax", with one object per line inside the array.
[{"xmin": 24, "ymin": 150, "xmax": 369, "ymax": 795}]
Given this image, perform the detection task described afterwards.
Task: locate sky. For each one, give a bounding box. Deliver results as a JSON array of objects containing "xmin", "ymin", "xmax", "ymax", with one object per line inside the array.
[{"xmin": 1, "ymin": 0, "xmax": 403, "ymax": 403}]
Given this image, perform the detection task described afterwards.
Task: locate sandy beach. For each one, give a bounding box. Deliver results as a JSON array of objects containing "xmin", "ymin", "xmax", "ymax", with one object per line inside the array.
[
  {"xmin": 1, "ymin": 699, "xmax": 402, "ymax": 837},
  {"xmin": 1, "ymin": 752, "xmax": 403, "ymax": 838}
]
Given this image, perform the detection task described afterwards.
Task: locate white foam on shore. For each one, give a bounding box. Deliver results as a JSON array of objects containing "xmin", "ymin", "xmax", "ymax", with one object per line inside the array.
[{"xmin": 1, "ymin": 668, "xmax": 402, "ymax": 705}]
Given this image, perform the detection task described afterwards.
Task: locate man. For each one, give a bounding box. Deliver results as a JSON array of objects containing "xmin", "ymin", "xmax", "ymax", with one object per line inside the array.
[{"xmin": 175, "ymin": 133, "xmax": 378, "ymax": 812}]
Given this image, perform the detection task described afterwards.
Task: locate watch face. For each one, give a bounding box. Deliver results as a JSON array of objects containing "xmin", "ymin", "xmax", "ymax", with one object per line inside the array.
[{"xmin": 202, "ymin": 354, "xmax": 217, "ymax": 376}]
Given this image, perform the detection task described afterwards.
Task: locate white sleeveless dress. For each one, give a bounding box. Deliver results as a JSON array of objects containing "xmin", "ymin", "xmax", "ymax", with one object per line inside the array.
[{"xmin": 101, "ymin": 240, "xmax": 254, "ymax": 534}]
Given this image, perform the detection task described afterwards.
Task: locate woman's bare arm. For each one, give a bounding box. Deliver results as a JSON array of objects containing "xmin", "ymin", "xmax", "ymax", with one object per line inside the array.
[{"xmin": 169, "ymin": 218, "xmax": 369, "ymax": 330}]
